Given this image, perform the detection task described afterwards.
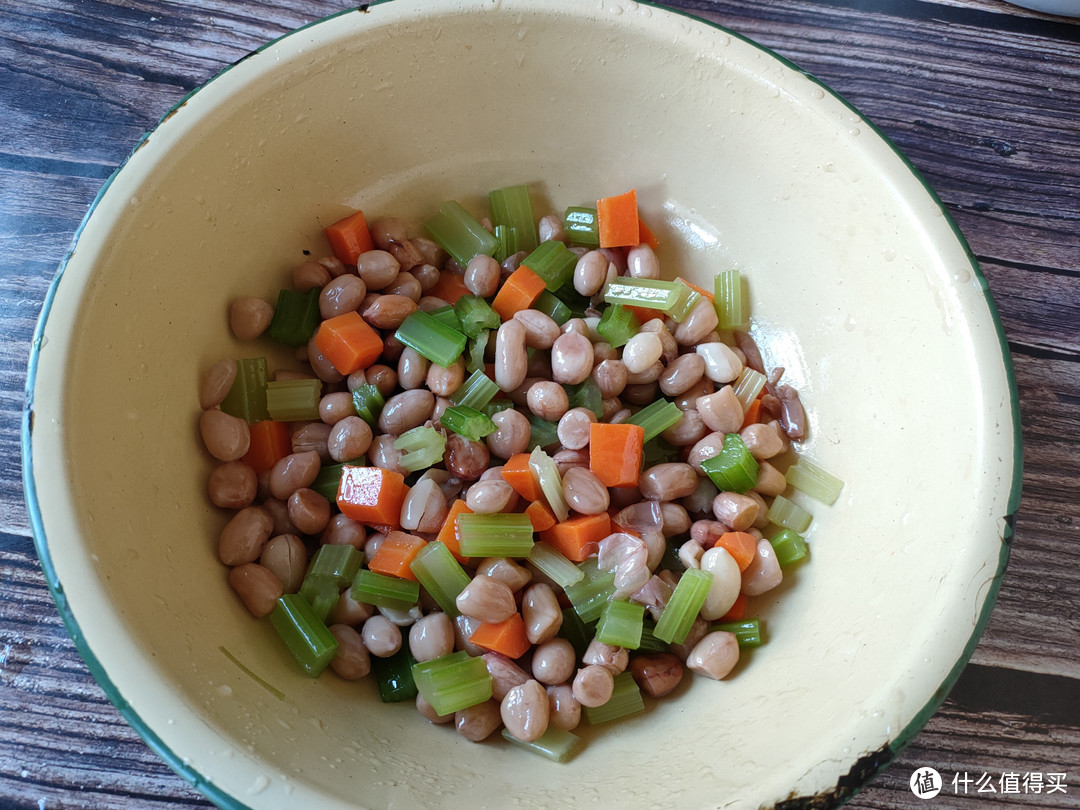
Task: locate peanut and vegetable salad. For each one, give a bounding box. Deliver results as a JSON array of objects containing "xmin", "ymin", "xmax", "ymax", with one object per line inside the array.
[{"xmin": 197, "ymin": 186, "xmax": 842, "ymax": 760}]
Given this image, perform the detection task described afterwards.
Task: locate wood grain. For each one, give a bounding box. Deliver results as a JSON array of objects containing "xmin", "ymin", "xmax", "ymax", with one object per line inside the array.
[{"xmin": 1, "ymin": 0, "xmax": 1077, "ymax": 808}]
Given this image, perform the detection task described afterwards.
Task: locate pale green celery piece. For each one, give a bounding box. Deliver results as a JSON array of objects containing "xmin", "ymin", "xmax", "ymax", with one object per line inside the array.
[
  {"xmin": 489, "ymin": 185, "xmax": 538, "ymax": 253},
  {"xmin": 626, "ymin": 400, "xmax": 683, "ymax": 443},
  {"xmin": 767, "ymin": 494, "xmax": 813, "ymax": 533},
  {"xmin": 583, "ymin": 672, "xmax": 645, "ymax": 725},
  {"xmin": 456, "ymin": 513, "xmax": 535, "ymax": 557},
  {"xmin": 393, "ymin": 426, "xmax": 446, "ymax": 473},
  {"xmin": 653, "ymin": 568, "xmax": 712, "ymax": 645},
  {"xmin": 410, "ymin": 541, "xmax": 470, "ymax": 616},
  {"xmin": 265, "ymin": 378, "xmax": 322, "ymax": 422},
  {"xmin": 451, "ymin": 369, "xmax": 500, "ymax": 409},
  {"xmin": 501, "ymin": 727, "xmax": 584, "ymax": 762},
  {"xmin": 529, "ymin": 541, "xmax": 585, "ymax": 588},
  {"xmin": 424, "ymin": 200, "xmax": 499, "ymax": 267},
  {"xmin": 269, "ymin": 594, "xmax": 338, "ymax": 677},
  {"xmin": 732, "ymin": 367, "xmax": 766, "ymax": 411},
  {"xmin": 563, "ymin": 558, "xmax": 616, "ymax": 623},
  {"xmin": 785, "ymin": 457, "xmax": 844, "ymax": 505},
  {"xmin": 714, "ymin": 269, "xmax": 744, "ymax": 330},
  {"xmin": 411, "ymin": 651, "xmax": 493, "ymax": 716},
  {"xmin": 529, "ymin": 446, "xmax": 568, "ymax": 521},
  {"xmin": 594, "ymin": 599, "xmax": 645, "ymax": 650}
]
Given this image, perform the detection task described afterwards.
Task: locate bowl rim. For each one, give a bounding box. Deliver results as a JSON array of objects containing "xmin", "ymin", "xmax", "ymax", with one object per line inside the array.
[{"xmin": 21, "ymin": 1, "xmax": 1023, "ymax": 807}]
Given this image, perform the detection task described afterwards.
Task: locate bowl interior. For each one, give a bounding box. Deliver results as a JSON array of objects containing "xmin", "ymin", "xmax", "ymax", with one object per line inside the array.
[{"xmin": 27, "ymin": 1, "xmax": 1018, "ymax": 808}]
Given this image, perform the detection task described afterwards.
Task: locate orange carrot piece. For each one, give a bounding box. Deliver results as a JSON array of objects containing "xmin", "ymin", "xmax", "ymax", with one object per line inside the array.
[
  {"xmin": 324, "ymin": 210, "xmax": 374, "ymax": 265},
  {"xmin": 436, "ymin": 498, "xmax": 473, "ymax": 562},
  {"xmin": 428, "ymin": 270, "xmax": 470, "ymax": 304},
  {"xmin": 540, "ymin": 513, "xmax": 612, "ymax": 562},
  {"xmin": 367, "ymin": 530, "xmax": 427, "ymax": 581},
  {"xmin": 588, "ymin": 422, "xmax": 644, "ymax": 488},
  {"xmin": 500, "ymin": 453, "xmax": 544, "ymax": 501},
  {"xmin": 468, "ymin": 613, "xmax": 531, "ymax": 659},
  {"xmin": 491, "ymin": 266, "xmax": 547, "ymax": 321},
  {"xmin": 638, "ymin": 216, "xmax": 660, "ymax": 250},
  {"xmin": 740, "ymin": 397, "xmax": 763, "ymax": 430},
  {"xmin": 524, "ymin": 500, "xmax": 557, "ymax": 533},
  {"xmin": 336, "ymin": 466, "xmax": 408, "ymax": 528},
  {"xmin": 314, "ymin": 311, "xmax": 384, "ymax": 375},
  {"xmin": 714, "ymin": 531, "xmax": 758, "ymax": 572},
  {"xmin": 718, "ymin": 592, "xmax": 748, "ymax": 623},
  {"xmin": 596, "ymin": 189, "xmax": 641, "ymax": 249},
  {"xmin": 675, "ymin": 276, "xmax": 714, "ymax": 303},
  {"xmin": 242, "ymin": 420, "xmax": 292, "ymax": 475},
  {"xmin": 624, "ymin": 304, "xmax": 664, "ymax": 324}
]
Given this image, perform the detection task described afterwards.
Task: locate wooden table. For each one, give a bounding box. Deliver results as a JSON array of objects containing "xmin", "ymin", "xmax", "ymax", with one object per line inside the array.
[{"xmin": 2, "ymin": 1, "xmax": 1077, "ymax": 807}]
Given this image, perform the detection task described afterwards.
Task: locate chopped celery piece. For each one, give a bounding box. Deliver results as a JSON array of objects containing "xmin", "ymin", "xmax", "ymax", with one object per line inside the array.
[
  {"xmin": 558, "ymin": 607, "xmax": 594, "ymax": 661},
  {"xmin": 269, "ymin": 594, "xmax": 338, "ymax": 677},
  {"xmin": 410, "ymin": 541, "xmax": 470, "ymax": 616},
  {"xmin": 465, "ymin": 330, "xmax": 490, "ymax": 374},
  {"xmin": 451, "ymin": 369, "xmax": 500, "ymax": 409},
  {"xmin": 501, "ymin": 726, "xmax": 583, "ymax": 762},
  {"xmin": 637, "ymin": 618, "xmax": 670, "ymax": 653},
  {"xmin": 595, "ymin": 599, "xmax": 645, "ymax": 650},
  {"xmin": 563, "ymin": 559, "xmax": 616, "ymax": 623},
  {"xmin": 563, "ymin": 206, "xmax": 600, "ymax": 247},
  {"xmin": 394, "ymin": 310, "xmax": 467, "ymax": 368},
  {"xmin": 627, "ymin": 400, "xmax": 683, "ymax": 443},
  {"xmin": 457, "ymin": 513, "xmax": 535, "ymax": 557},
  {"xmin": 768, "ymin": 495, "xmax": 813, "ymax": 533},
  {"xmin": 521, "ymin": 240, "xmax": 576, "ymax": 292},
  {"xmin": 493, "ymin": 224, "xmax": 518, "ymax": 262},
  {"xmin": 769, "ymin": 528, "xmax": 809, "ymax": 566},
  {"xmin": 440, "ymin": 405, "xmax": 497, "ymax": 442},
  {"xmin": 372, "ymin": 647, "xmax": 418, "ymax": 702},
  {"xmin": 584, "ymin": 672, "xmax": 645, "ymax": 725},
  {"xmin": 312, "ymin": 461, "xmax": 355, "ymax": 502},
  {"xmin": 412, "ymin": 650, "xmax": 493, "ymax": 716},
  {"xmin": 785, "ymin": 458, "xmax": 844, "ymax": 505},
  {"xmin": 424, "ymin": 200, "xmax": 499, "ymax": 268},
  {"xmin": 268, "ymin": 287, "xmax": 321, "ymax": 347},
  {"xmin": 603, "ymin": 278, "xmax": 692, "ymax": 318},
  {"xmin": 219, "ymin": 357, "xmax": 268, "ymax": 424},
  {"xmin": 667, "ymin": 284, "xmax": 702, "ymax": 323},
  {"xmin": 351, "ymin": 383, "xmax": 385, "ymax": 425},
  {"xmin": 732, "ymin": 367, "xmax": 767, "ymax": 411},
  {"xmin": 714, "ymin": 269, "xmax": 744, "ymax": 330},
  {"xmin": 595, "ymin": 303, "xmax": 640, "ymax": 348},
  {"xmin": 306, "ymin": 544, "xmax": 362, "ymax": 587},
  {"xmin": 484, "ymin": 399, "xmax": 514, "ymax": 418},
  {"xmin": 529, "ymin": 541, "xmax": 585, "ymax": 589},
  {"xmin": 393, "ymin": 426, "xmax": 446, "ymax": 473},
  {"xmin": 489, "ymin": 185, "xmax": 538, "ymax": 253},
  {"xmin": 700, "ymin": 434, "xmax": 759, "ymax": 494},
  {"xmin": 565, "ymin": 378, "xmax": 604, "ymax": 419},
  {"xmin": 453, "ymin": 294, "xmax": 502, "ymax": 339},
  {"xmin": 550, "ymin": 282, "xmax": 591, "ymax": 319},
  {"xmin": 265, "ymin": 378, "xmax": 322, "ymax": 422},
  {"xmin": 533, "ymin": 290, "xmax": 571, "ymax": 326},
  {"xmin": 297, "ymin": 577, "xmax": 338, "ymax": 622},
  {"xmin": 642, "ymin": 436, "xmax": 681, "ymax": 468},
  {"xmin": 351, "ymin": 569, "xmax": 420, "ymax": 611},
  {"xmin": 427, "ymin": 305, "xmax": 463, "ymax": 332},
  {"xmin": 526, "ymin": 413, "xmax": 560, "ymax": 451},
  {"xmin": 529, "ymin": 447, "xmax": 569, "ymax": 521},
  {"xmin": 653, "ymin": 568, "xmax": 712, "ymax": 645},
  {"xmin": 713, "ymin": 618, "xmax": 764, "ymax": 648}
]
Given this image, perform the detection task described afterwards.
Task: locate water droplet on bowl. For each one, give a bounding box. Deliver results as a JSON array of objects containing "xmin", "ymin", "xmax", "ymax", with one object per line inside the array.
[
  {"xmin": 881, "ymin": 247, "xmax": 896, "ymax": 262},
  {"xmin": 842, "ymin": 316, "xmax": 856, "ymax": 332}
]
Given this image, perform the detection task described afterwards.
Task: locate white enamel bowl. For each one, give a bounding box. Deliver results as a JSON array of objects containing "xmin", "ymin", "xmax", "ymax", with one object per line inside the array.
[{"xmin": 23, "ymin": 1, "xmax": 1021, "ymax": 808}]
